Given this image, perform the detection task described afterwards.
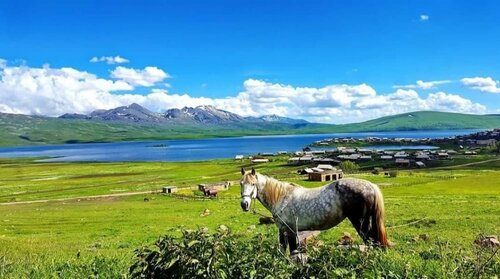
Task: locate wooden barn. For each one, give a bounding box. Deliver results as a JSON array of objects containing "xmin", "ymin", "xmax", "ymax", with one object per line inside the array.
[{"xmin": 308, "ymin": 170, "xmax": 343, "ymax": 182}]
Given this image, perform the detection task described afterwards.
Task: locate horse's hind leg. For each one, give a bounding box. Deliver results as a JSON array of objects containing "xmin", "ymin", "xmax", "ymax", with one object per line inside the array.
[
  {"xmin": 348, "ymin": 215, "xmax": 369, "ymax": 243},
  {"xmin": 279, "ymin": 230, "xmax": 289, "ymax": 252}
]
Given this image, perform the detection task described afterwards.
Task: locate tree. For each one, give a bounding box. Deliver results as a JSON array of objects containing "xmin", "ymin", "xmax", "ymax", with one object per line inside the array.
[
  {"xmin": 338, "ymin": 161, "xmax": 360, "ymax": 173},
  {"xmin": 492, "ymin": 141, "xmax": 500, "ymax": 156}
]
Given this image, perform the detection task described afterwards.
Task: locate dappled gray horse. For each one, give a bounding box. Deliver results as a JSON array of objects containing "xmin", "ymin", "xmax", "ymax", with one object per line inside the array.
[{"xmin": 240, "ymin": 168, "xmax": 389, "ymax": 254}]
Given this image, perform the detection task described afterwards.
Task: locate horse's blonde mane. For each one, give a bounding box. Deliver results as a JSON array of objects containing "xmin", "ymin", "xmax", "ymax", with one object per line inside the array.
[{"xmin": 261, "ymin": 176, "xmax": 293, "ymax": 206}]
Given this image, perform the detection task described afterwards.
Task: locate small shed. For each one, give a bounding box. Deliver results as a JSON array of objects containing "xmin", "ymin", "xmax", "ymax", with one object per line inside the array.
[
  {"xmin": 309, "ymin": 170, "xmax": 343, "ymax": 182},
  {"xmin": 288, "ymin": 157, "xmax": 301, "ymax": 165},
  {"xmin": 235, "ymin": 155, "xmax": 244, "ymax": 160},
  {"xmin": 415, "ymin": 161, "xmax": 426, "ymax": 168},
  {"xmin": 251, "ymin": 158, "xmax": 269, "ymax": 163},
  {"xmin": 395, "ymin": 158, "xmax": 411, "ymax": 167},
  {"xmin": 438, "ymin": 152, "xmax": 450, "ymax": 160},
  {"xmin": 198, "ymin": 181, "xmax": 231, "ymax": 192},
  {"xmin": 162, "ymin": 186, "xmax": 178, "ymax": 194}
]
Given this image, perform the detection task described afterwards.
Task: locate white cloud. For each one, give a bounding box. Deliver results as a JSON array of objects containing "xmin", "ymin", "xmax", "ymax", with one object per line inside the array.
[
  {"xmin": 90, "ymin": 56, "xmax": 130, "ymax": 64},
  {"xmin": 420, "ymin": 14, "xmax": 429, "ymax": 21},
  {"xmin": 0, "ymin": 59, "xmax": 489, "ymax": 123},
  {"xmin": 111, "ymin": 66, "xmax": 170, "ymax": 87},
  {"xmin": 230, "ymin": 81, "xmax": 485, "ymax": 123},
  {"xmin": 0, "ymin": 64, "xmax": 133, "ymax": 115},
  {"xmin": 394, "ymin": 79, "xmax": 451, "ymax": 90},
  {"xmin": 461, "ymin": 76, "xmax": 500, "ymax": 93}
]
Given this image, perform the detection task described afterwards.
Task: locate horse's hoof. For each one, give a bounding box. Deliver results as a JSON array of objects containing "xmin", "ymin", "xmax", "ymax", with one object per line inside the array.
[{"xmin": 290, "ymin": 251, "xmax": 307, "ymax": 265}]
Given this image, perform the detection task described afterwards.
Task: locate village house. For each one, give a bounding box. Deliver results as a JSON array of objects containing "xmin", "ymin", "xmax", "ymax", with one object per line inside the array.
[
  {"xmin": 415, "ymin": 152, "xmax": 431, "ymax": 161},
  {"xmin": 437, "ymin": 152, "xmax": 450, "ymax": 160},
  {"xmin": 477, "ymin": 139, "xmax": 497, "ymax": 146},
  {"xmin": 337, "ymin": 154, "xmax": 362, "ymax": 161},
  {"xmin": 308, "ymin": 169, "xmax": 344, "ymax": 182},
  {"xmin": 251, "ymin": 157, "xmax": 269, "ymax": 163},
  {"xmin": 394, "ymin": 152, "xmax": 409, "ymax": 158},
  {"xmin": 288, "ymin": 157, "xmax": 301, "ymax": 165},
  {"xmin": 395, "ymin": 158, "xmax": 411, "ymax": 167},
  {"xmin": 162, "ymin": 186, "xmax": 178, "ymax": 194},
  {"xmin": 316, "ymin": 164, "xmax": 335, "ymax": 170},
  {"xmin": 415, "ymin": 161, "xmax": 426, "ymax": 168},
  {"xmin": 234, "ymin": 155, "xmax": 244, "ymax": 160}
]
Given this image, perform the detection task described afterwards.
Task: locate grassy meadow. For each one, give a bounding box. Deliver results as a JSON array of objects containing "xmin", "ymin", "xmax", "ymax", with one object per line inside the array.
[{"xmin": 0, "ymin": 156, "xmax": 499, "ymax": 278}]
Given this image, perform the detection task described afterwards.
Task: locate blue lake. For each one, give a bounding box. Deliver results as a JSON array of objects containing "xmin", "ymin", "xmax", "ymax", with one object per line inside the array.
[{"xmin": 0, "ymin": 130, "xmax": 477, "ymax": 162}]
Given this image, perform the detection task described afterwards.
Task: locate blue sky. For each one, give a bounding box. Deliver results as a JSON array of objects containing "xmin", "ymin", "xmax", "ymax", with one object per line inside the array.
[{"xmin": 0, "ymin": 0, "xmax": 499, "ymax": 123}]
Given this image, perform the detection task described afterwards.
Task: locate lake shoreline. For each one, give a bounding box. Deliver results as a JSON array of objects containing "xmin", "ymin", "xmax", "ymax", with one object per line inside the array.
[{"xmin": 0, "ymin": 129, "xmax": 481, "ymax": 162}]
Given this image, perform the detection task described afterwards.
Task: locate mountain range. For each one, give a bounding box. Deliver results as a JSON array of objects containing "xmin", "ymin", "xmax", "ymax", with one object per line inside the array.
[
  {"xmin": 59, "ymin": 103, "xmax": 308, "ymax": 125},
  {"xmin": 1, "ymin": 104, "xmax": 500, "ymax": 146}
]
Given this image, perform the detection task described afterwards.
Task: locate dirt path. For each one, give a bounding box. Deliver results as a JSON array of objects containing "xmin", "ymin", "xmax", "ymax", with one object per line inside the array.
[
  {"xmin": 0, "ymin": 190, "xmax": 159, "ymax": 206},
  {"xmin": 433, "ymin": 157, "xmax": 500, "ymax": 169}
]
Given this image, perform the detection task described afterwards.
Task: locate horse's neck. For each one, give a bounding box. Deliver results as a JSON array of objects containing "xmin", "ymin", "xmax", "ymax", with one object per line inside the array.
[{"xmin": 255, "ymin": 174, "xmax": 291, "ymax": 212}]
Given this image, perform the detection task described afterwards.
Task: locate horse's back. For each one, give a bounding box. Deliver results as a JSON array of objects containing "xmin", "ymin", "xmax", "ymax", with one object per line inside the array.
[
  {"xmin": 334, "ymin": 177, "xmax": 380, "ymax": 212},
  {"xmin": 336, "ymin": 177, "xmax": 378, "ymax": 194}
]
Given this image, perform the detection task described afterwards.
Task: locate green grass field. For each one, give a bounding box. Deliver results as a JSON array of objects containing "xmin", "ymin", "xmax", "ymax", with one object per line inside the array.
[{"xmin": 0, "ymin": 157, "xmax": 499, "ymax": 278}]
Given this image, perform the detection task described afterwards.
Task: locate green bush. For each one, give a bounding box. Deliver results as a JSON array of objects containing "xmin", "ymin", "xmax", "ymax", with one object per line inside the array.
[
  {"xmin": 129, "ymin": 227, "xmax": 499, "ymax": 279},
  {"xmin": 372, "ymin": 168, "xmax": 382, "ymax": 175},
  {"xmin": 388, "ymin": 170, "xmax": 399, "ymax": 177},
  {"xmin": 129, "ymin": 227, "xmax": 292, "ymax": 279},
  {"xmin": 338, "ymin": 161, "xmax": 360, "ymax": 173}
]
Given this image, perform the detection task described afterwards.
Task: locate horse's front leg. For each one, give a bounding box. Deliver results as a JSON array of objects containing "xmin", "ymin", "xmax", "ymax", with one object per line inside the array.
[
  {"xmin": 288, "ymin": 231, "xmax": 307, "ymax": 264},
  {"xmin": 279, "ymin": 229, "xmax": 289, "ymax": 252},
  {"xmin": 287, "ymin": 231, "xmax": 299, "ymax": 254}
]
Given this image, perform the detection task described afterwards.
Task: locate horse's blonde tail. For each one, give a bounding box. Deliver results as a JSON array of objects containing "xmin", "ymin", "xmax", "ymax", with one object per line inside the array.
[{"xmin": 372, "ymin": 185, "xmax": 389, "ymax": 248}]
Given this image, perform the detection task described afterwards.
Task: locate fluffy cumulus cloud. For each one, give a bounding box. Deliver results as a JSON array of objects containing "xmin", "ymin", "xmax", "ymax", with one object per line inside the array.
[
  {"xmin": 420, "ymin": 14, "xmax": 429, "ymax": 21},
  {"xmin": 394, "ymin": 79, "xmax": 451, "ymax": 90},
  {"xmin": 0, "ymin": 60, "xmax": 489, "ymax": 123},
  {"xmin": 234, "ymin": 81, "xmax": 485, "ymax": 123},
  {"xmin": 461, "ymin": 76, "xmax": 500, "ymax": 93},
  {"xmin": 111, "ymin": 66, "xmax": 170, "ymax": 87},
  {"xmin": 90, "ymin": 56, "xmax": 129, "ymax": 64}
]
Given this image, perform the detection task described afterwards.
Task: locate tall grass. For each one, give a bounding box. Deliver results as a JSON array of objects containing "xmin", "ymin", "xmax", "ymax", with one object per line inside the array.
[{"xmin": 130, "ymin": 227, "xmax": 499, "ymax": 279}]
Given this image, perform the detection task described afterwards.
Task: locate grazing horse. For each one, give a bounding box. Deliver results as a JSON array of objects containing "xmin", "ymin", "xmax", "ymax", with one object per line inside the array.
[{"xmin": 240, "ymin": 168, "xmax": 389, "ymax": 254}]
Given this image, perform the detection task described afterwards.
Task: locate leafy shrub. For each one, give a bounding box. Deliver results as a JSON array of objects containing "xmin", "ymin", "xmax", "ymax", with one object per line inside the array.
[
  {"xmin": 388, "ymin": 170, "xmax": 399, "ymax": 178},
  {"xmin": 129, "ymin": 227, "xmax": 292, "ymax": 279},
  {"xmin": 130, "ymin": 227, "xmax": 500, "ymax": 279},
  {"xmin": 338, "ymin": 161, "xmax": 360, "ymax": 173},
  {"xmin": 372, "ymin": 168, "xmax": 382, "ymax": 175}
]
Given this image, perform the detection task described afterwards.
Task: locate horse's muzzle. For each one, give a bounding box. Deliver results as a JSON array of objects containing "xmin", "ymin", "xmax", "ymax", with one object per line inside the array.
[{"xmin": 240, "ymin": 200, "xmax": 249, "ymax": 212}]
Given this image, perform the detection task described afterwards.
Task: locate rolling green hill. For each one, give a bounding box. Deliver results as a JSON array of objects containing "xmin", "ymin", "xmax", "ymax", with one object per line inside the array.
[
  {"xmin": 0, "ymin": 111, "xmax": 499, "ymax": 146},
  {"xmin": 334, "ymin": 111, "xmax": 500, "ymax": 132}
]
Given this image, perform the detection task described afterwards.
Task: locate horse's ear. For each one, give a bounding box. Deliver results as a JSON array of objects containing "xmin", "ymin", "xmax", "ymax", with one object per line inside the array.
[
  {"xmin": 251, "ymin": 168, "xmax": 256, "ymax": 175},
  {"xmin": 241, "ymin": 168, "xmax": 245, "ymax": 175}
]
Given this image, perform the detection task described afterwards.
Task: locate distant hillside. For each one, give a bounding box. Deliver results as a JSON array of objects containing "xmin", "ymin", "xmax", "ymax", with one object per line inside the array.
[
  {"xmin": 336, "ymin": 111, "xmax": 500, "ymax": 132},
  {"xmin": 0, "ymin": 110, "xmax": 499, "ymax": 146}
]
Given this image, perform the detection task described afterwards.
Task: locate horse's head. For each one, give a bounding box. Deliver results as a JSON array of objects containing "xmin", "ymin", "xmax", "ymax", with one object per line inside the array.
[{"xmin": 240, "ymin": 167, "xmax": 258, "ymax": 212}]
